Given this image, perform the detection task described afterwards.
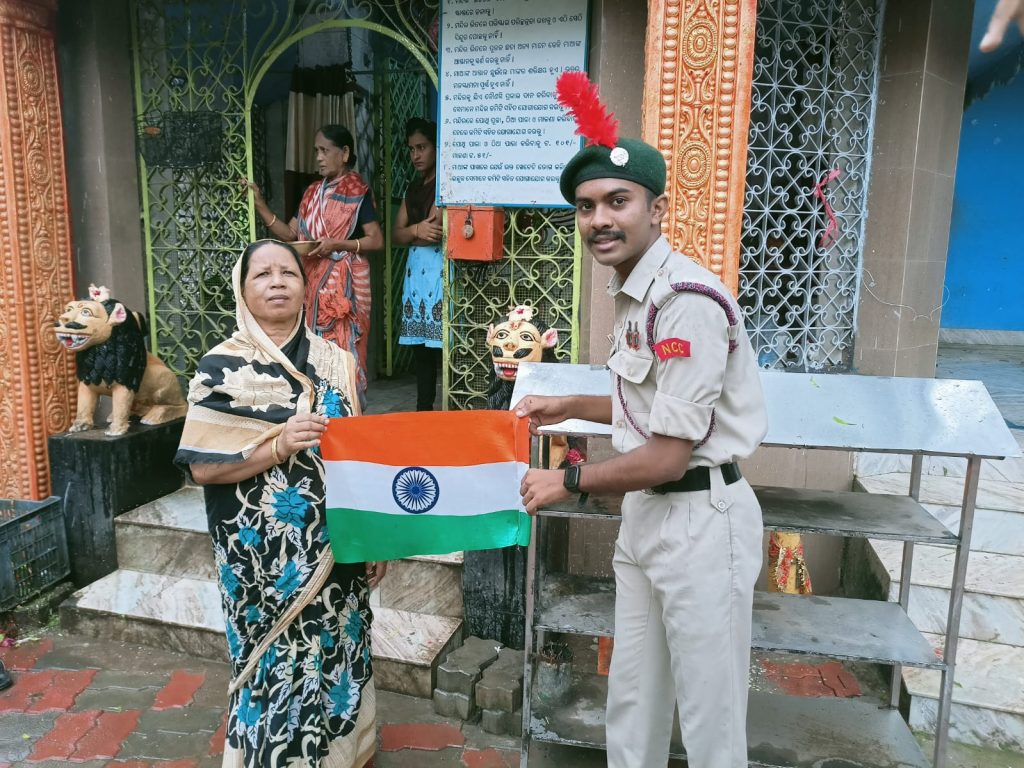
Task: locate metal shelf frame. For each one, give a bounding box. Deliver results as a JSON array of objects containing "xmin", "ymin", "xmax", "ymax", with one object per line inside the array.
[
  {"xmin": 528, "ymin": 673, "xmax": 934, "ymax": 768},
  {"xmin": 534, "ymin": 574, "xmax": 945, "ymax": 669},
  {"xmin": 512, "ymin": 363, "xmax": 1021, "ymax": 768}
]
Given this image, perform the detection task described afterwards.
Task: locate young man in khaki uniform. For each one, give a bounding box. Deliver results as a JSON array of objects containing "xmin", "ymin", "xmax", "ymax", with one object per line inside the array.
[{"xmin": 517, "ymin": 135, "xmax": 768, "ymax": 768}]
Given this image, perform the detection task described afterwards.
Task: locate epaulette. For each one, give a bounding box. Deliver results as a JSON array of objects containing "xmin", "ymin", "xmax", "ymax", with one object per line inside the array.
[{"xmin": 646, "ymin": 270, "xmax": 740, "ymax": 354}]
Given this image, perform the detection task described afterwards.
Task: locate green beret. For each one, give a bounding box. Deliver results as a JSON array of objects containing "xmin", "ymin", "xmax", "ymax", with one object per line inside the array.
[{"xmin": 559, "ymin": 137, "xmax": 667, "ymax": 204}]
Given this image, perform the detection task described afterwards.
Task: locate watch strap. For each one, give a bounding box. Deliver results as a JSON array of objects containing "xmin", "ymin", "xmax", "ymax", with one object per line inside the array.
[{"xmin": 563, "ymin": 464, "xmax": 581, "ymax": 493}]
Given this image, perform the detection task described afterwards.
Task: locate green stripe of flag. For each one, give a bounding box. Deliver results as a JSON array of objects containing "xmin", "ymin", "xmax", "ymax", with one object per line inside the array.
[{"xmin": 325, "ymin": 507, "xmax": 532, "ymax": 563}]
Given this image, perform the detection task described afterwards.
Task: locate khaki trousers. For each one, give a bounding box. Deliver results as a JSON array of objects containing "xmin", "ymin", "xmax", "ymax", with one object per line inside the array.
[{"xmin": 606, "ymin": 468, "xmax": 763, "ymax": 768}]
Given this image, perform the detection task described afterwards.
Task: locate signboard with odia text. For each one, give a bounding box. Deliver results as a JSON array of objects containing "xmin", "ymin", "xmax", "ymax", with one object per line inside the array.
[{"xmin": 437, "ymin": 0, "xmax": 590, "ymax": 207}]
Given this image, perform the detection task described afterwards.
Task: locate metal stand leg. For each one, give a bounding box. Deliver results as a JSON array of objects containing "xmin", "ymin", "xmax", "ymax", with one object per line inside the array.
[
  {"xmin": 889, "ymin": 455, "xmax": 922, "ymax": 708},
  {"xmin": 520, "ymin": 514, "xmax": 538, "ymax": 768},
  {"xmin": 933, "ymin": 457, "xmax": 981, "ymax": 768},
  {"xmin": 520, "ymin": 435, "xmax": 545, "ymax": 768}
]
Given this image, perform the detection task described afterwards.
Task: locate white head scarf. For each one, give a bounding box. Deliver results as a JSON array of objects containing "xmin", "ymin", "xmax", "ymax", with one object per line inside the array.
[{"xmin": 231, "ymin": 241, "xmax": 312, "ymax": 414}]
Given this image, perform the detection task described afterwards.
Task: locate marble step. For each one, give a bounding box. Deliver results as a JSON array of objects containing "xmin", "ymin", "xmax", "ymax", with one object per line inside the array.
[
  {"xmin": 60, "ymin": 569, "xmax": 463, "ymax": 698},
  {"xmin": 371, "ymin": 605, "xmax": 463, "ymax": 699},
  {"xmin": 114, "ymin": 491, "xmax": 468, "ymax": 622},
  {"xmin": 868, "ymin": 539, "xmax": 1024, "ymax": 647},
  {"xmin": 115, "ymin": 486, "xmax": 215, "ymax": 579},
  {"xmin": 856, "ymin": 473, "xmax": 1024, "ymax": 514},
  {"xmin": 377, "ymin": 552, "xmax": 464, "ymax": 618},
  {"xmin": 855, "ymin": 431, "xmax": 1024, "ymax": 484},
  {"xmin": 917, "ymin": 504, "xmax": 1024, "ymax": 557},
  {"xmin": 870, "ymin": 539, "xmax": 1024, "ymax": 600},
  {"xmin": 60, "ymin": 568, "xmax": 226, "ymax": 660},
  {"xmin": 904, "ymin": 633, "xmax": 1024, "ymax": 751}
]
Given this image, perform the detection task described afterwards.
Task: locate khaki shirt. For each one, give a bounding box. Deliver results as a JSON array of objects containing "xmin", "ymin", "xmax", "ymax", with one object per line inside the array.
[{"xmin": 607, "ymin": 236, "xmax": 768, "ymax": 467}]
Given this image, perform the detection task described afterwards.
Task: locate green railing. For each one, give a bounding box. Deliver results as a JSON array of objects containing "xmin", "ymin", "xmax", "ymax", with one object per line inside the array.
[
  {"xmin": 445, "ymin": 208, "xmax": 581, "ymax": 411},
  {"xmin": 129, "ymin": 0, "xmax": 580, "ymax": 407},
  {"xmin": 373, "ymin": 61, "xmax": 426, "ymax": 377}
]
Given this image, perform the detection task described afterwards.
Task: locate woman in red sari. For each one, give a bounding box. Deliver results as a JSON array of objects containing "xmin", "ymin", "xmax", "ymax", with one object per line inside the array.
[{"xmin": 242, "ymin": 125, "xmax": 383, "ymax": 405}]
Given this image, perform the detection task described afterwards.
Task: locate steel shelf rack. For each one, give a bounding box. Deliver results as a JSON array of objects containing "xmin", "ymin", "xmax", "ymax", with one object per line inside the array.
[{"xmin": 512, "ymin": 362, "xmax": 1021, "ymax": 768}]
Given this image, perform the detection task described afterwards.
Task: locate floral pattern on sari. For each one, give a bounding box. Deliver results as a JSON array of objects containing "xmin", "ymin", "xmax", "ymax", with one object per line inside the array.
[
  {"xmin": 180, "ymin": 314, "xmax": 372, "ymax": 766},
  {"xmin": 207, "ymin": 377, "xmax": 371, "ymax": 765}
]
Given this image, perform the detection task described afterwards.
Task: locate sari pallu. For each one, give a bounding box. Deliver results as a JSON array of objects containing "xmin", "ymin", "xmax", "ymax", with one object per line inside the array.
[
  {"xmin": 296, "ymin": 171, "xmax": 373, "ymax": 404},
  {"xmin": 176, "ymin": 258, "xmax": 374, "ymax": 768}
]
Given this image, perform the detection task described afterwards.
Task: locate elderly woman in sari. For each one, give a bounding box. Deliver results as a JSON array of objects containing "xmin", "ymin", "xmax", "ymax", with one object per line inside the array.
[
  {"xmin": 176, "ymin": 239, "xmax": 386, "ymax": 768},
  {"xmin": 242, "ymin": 124, "xmax": 383, "ymax": 405}
]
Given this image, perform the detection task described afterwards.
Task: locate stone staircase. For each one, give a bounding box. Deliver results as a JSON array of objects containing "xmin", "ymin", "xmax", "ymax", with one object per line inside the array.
[
  {"xmin": 855, "ymin": 430, "xmax": 1024, "ymax": 752},
  {"xmin": 61, "ymin": 486, "xmax": 464, "ymax": 698}
]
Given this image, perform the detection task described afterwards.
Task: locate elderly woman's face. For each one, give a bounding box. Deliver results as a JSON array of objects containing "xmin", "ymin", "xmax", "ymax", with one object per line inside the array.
[
  {"xmin": 315, "ymin": 132, "xmax": 349, "ymax": 179},
  {"xmin": 242, "ymin": 244, "xmax": 305, "ymax": 326}
]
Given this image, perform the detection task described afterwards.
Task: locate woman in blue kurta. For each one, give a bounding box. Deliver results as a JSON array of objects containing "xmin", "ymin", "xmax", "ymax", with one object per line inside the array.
[
  {"xmin": 393, "ymin": 118, "xmax": 443, "ymax": 410},
  {"xmin": 176, "ymin": 240, "xmax": 385, "ymax": 768}
]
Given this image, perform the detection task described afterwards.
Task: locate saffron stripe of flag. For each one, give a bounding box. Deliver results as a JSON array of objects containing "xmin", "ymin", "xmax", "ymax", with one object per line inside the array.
[
  {"xmin": 322, "ymin": 410, "xmax": 527, "ymax": 466},
  {"xmin": 321, "ymin": 410, "xmax": 531, "ymax": 563}
]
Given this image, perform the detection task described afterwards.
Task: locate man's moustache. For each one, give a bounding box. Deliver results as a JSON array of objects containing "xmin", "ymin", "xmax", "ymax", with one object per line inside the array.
[{"xmin": 588, "ymin": 232, "xmax": 625, "ymax": 245}]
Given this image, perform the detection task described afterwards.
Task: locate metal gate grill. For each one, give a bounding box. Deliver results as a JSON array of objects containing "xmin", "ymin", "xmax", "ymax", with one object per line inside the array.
[
  {"xmin": 130, "ymin": 0, "xmax": 250, "ymax": 376},
  {"xmin": 130, "ymin": 0, "xmax": 579, "ymax": 405},
  {"xmin": 740, "ymin": 0, "xmax": 885, "ymax": 372},
  {"xmin": 446, "ymin": 208, "xmax": 580, "ymax": 411},
  {"xmin": 129, "ymin": 0, "xmax": 441, "ymax": 378},
  {"xmin": 373, "ymin": 62, "xmax": 426, "ymax": 377}
]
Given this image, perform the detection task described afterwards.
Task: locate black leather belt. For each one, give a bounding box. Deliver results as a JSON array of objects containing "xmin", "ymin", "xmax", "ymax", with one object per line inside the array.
[{"xmin": 650, "ymin": 462, "xmax": 742, "ymax": 494}]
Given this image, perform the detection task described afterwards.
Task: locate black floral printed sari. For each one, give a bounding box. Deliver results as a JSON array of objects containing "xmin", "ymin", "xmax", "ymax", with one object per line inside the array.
[{"xmin": 176, "ymin": 255, "xmax": 374, "ymax": 768}]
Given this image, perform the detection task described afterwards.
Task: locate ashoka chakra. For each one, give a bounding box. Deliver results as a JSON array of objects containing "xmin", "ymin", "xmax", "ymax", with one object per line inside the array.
[{"xmin": 392, "ymin": 467, "xmax": 440, "ymax": 514}]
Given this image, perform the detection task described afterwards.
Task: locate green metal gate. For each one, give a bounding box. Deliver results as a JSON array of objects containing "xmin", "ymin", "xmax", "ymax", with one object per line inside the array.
[
  {"xmin": 445, "ymin": 210, "xmax": 581, "ymax": 410},
  {"xmin": 372, "ymin": 61, "xmax": 426, "ymax": 377},
  {"xmin": 129, "ymin": 0, "xmax": 581, "ymax": 408}
]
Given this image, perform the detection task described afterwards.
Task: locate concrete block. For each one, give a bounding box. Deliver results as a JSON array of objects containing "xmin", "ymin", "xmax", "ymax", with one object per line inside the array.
[
  {"xmin": 49, "ymin": 419, "xmax": 185, "ymax": 587},
  {"xmin": 12, "ymin": 580, "xmax": 77, "ymax": 629},
  {"xmin": 436, "ymin": 635, "xmax": 501, "ymax": 697},
  {"xmin": 433, "ymin": 688, "xmax": 477, "ymax": 721},
  {"xmin": 475, "ymin": 648, "xmax": 524, "ymax": 712},
  {"xmin": 481, "ymin": 707, "xmax": 523, "ymax": 737}
]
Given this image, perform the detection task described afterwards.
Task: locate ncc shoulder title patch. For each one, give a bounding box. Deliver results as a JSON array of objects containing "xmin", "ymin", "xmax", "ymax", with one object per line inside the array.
[{"xmin": 654, "ymin": 338, "xmax": 691, "ymax": 361}]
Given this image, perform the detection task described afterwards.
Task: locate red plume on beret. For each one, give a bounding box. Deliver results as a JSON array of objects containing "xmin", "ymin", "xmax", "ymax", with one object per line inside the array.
[{"xmin": 555, "ymin": 70, "xmax": 619, "ymax": 149}]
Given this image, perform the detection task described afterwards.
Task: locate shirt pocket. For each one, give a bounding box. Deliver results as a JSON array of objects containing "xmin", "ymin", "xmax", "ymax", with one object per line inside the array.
[{"xmin": 607, "ymin": 348, "xmax": 654, "ymax": 385}]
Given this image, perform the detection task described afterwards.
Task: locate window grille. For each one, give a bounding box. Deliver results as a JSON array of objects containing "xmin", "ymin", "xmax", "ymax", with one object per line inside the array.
[{"xmin": 740, "ymin": 0, "xmax": 885, "ymax": 371}]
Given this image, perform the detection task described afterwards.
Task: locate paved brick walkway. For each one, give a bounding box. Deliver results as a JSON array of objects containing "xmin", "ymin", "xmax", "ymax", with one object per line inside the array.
[
  {"xmin": 0, "ymin": 634, "xmax": 228, "ymax": 767},
  {"xmin": 0, "ymin": 631, "xmax": 546, "ymax": 767},
  {"xmin": 0, "ymin": 629, "xmax": 879, "ymax": 767}
]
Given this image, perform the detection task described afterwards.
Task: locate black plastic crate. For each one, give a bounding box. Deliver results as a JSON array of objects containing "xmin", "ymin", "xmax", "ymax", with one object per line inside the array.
[{"xmin": 0, "ymin": 496, "xmax": 70, "ymax": 612}]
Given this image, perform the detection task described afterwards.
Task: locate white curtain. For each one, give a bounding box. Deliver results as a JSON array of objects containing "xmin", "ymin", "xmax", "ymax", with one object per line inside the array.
[{"xmin": 285, "ymin": 91, "xmax": 357, "ymax": 175}]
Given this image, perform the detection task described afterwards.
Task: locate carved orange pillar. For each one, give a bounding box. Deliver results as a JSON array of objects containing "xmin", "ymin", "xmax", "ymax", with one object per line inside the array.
[
  {"xmin": 0, "ymin": 0, "xmax": 76, "ymax": 500},
  {"xmin": 643, "ymin": 0, "xmax": 757, "ymax": 293},
  {"xmin": 644, "ymin": 4, "xmax": 812, "ymax": 597}
]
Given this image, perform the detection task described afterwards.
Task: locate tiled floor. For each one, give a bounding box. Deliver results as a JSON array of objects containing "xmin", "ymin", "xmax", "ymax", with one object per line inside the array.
[
  {"xmin": 937, "ymin": 344, "xmax": 1024, "ymax": 430},
  {"xmin": 0, "ymin": 632, "xmax": 609, "ymax": 767},
  {"xmin": 363, "ymin": 374, "xmax": 421, "ymax": 415},
  {"xmin": 2, "ymin": 634, "xmax": 883, "ymax": 768}
]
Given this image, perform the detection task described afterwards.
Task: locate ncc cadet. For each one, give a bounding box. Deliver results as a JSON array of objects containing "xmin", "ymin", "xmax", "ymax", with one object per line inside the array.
[{"xmin": 516, "ymin": 126, "xmax": 768, "ymax": 765}]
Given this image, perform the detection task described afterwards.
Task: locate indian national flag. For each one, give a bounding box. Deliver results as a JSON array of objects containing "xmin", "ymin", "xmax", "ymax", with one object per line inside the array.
[{"xmin": 321, "ymin": 410, "xmax": 532, "ymax": 563}]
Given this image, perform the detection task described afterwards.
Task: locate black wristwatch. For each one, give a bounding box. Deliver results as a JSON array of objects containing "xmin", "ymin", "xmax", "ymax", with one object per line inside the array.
[
  {"xmin": 563, "ymin": 464, "xmax": 589, "ymax": 507},
  {"xmin": 563, "ymin": 464, "xmax": 582, "ymax": 492}
]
